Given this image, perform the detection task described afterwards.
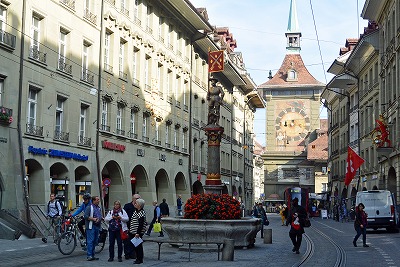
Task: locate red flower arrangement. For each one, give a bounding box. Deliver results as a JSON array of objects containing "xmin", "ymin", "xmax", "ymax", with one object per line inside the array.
[{"xmin": 184, "ymin": 193, "xmax": 241, "ymax": 220}]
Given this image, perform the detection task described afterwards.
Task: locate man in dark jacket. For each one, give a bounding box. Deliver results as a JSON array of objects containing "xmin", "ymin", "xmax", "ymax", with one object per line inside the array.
[
  {"xmin": 286, "ymin": 198, "xmax": 307, "ymax": 254},
  {"xmin": 159, "ymin": 199, "xmax": 169, "ymax": 217}
]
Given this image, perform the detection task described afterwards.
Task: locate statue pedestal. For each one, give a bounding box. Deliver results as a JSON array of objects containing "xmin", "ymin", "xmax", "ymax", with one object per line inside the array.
[
  {"xmin": 204, "ymin": 124, "xmax": 224, "ymax": 189},
  {"xmin": 203, "ymin": 184, "xmax": 224, "ymax": 195}
]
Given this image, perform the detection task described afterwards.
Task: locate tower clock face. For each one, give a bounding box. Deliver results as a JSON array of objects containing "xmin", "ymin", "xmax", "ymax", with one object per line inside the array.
[{"xmin": 275, "ymin": 107, "xmax": 310, "ymax": 141}]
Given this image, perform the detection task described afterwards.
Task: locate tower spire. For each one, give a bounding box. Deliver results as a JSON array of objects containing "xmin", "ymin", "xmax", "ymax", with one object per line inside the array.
[{"xmin": 286, "ymin": 0, "xmax": 301, "ymax": 54}]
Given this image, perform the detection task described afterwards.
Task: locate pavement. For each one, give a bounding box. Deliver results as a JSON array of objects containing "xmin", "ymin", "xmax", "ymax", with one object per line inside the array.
[{"xmin": 0, "ymin": 214, "xmax": 311, "ymax": 266}]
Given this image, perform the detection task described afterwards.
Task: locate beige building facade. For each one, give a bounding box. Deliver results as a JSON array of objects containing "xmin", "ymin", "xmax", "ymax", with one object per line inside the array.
[{"xmin": 0, "ymin": 0, "xmax": 263, "ymax": 232}]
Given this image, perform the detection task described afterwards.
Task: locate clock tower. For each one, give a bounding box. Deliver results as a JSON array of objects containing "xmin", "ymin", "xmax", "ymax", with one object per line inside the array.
[{"xmin": 258, "ymin": 0, "xmax": 325, "ymax": 199}]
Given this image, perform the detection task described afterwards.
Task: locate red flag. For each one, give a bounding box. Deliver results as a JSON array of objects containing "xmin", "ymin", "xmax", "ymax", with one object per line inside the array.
[
  {"xmin": 344, "ymin": 146, "xmax": 365, "ymax": 186},
  {"xmin": 208, "ymin": 50, "xmax": 224, "ymax": 73}
]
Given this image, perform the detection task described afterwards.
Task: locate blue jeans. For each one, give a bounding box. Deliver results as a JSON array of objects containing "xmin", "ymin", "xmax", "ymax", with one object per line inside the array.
[
  {"xmin": 86, "ymin": 225, "xmax": 99, "ymax": 258},
  {"xmin": 354, "ymin": 225, "xmax": 367, "ymax": 244},
  {"xmin": 109, "ymin": 229, "xmax": 122, "ymax": 259}
]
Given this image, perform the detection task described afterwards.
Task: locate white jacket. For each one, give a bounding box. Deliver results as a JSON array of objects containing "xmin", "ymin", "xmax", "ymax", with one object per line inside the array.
[{"xmin": 105, "ymin": 209, "xmax": 129, "ymax": 231}]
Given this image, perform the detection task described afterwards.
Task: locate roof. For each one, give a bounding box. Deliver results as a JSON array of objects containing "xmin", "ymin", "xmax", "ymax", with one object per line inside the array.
[
  {"xmin": 258, "ymin": 54, "xmax": 325, "ymax": 88},
  {"xmin": 307, "ymin": 135, "xmax": 328, "ymax": 161}
]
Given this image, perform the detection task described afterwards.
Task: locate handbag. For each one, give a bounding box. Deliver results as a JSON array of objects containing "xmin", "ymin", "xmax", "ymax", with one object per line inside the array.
[
  {"xmin": 264, "ymin": 219, "xmax": 269, "ymax": 226},
  {"xmin": 153, "ymin": 222, "xmax": 162, "ymax": 233},
  {"xmin": 303, "ymin": 217, "xmax": 311, "ymax": 228},
  {"xmin": 120, "ymin": 228, "xmax": 129, "ymax": 240}
]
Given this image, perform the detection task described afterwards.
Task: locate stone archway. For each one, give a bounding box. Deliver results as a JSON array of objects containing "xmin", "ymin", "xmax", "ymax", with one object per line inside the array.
[
  {"xmin": 387, "ymin": 166, "xmax": 397, "ymax": 200},
  {"xmin": 101, "ymin": 160, "xmax": 123, "ymax": 210},
  {"xmin": 129, "ymin": 165, "xmax": 148, "ymax": 197},
  {"xmin": 174, "ymin": 171, "xmax": 187, "ymax": 204},
  {"xmin": 155, "ymin": 169, "xmax": 170, "ymax": 203},
  {"xmin": 25, "ymin": 159, "xmax": 44, "ymax": 204},
  {"xmin": 50, "ymin": 162, "xmax": 69, "ymax": 206},
  {"xmin": 192, "ymin": 180, "xmax": 203, "ymax": 195},
  {"xmin": 74, "ymin": 165, "xmax": 91, "ymax": 207}
]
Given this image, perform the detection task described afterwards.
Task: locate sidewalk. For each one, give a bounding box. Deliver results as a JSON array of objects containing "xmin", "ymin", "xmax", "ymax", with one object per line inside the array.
[{"xmin": 1, "ymin": 213, "xmax": 298, "ymax": 266}]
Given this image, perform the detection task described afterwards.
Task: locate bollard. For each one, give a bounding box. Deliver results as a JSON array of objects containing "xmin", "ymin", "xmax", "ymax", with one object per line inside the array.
[
  {"xmin": 264, "ymin": 229, "xmax": 272, "ymax": 244},
  {"xmin": 221, "ymin": 238, "xmax": 235, "ymax": 261}
]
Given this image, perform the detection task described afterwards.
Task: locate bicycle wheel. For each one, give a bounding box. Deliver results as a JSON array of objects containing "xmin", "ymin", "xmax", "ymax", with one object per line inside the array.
[
  {"xmin": 94, "ymin": 239, "xmax": 106, "ymax": 254},
  {"xmin": 95, "ymin": 229, "xmax": 107, "ymax": 254},
  {"xmin": 53, "ymin": 224, "xmax": 62, "ymax": 243},
  {"xmin": 58, "ymin": 232, "xmax": 77, "ymax": 255}
]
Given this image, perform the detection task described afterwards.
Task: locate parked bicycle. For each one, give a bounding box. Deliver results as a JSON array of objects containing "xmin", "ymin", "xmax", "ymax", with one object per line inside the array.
[
  {"xmin": 41, "ymin": 214, "xmax": 68, "ymax": 243},
  {"xmin": 57, "ymin": 216, "xmax": 107, "ymax": 255}
]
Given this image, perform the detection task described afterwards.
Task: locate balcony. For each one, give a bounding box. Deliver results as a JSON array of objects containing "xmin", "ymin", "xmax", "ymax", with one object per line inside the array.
[
  {"xmin": 134, "ymin": 16, "xmax": 141, "ymax": 26},
  {"xmin": 144, "ymin": 84, "xmax": 151, "ymax": 93},
  {"xmin": 60, "ymin": 0, "xmax": 75, "ymax": 10},
  {"xmin": 173, "ymin": 145, "xmax": 179, "ymax": 151},
  {"xmin": 192, "ymin": 165, "xmax": 198, "ymax": 172},
  {"xmin": 193, "ymin": 118, "xmax": 199, "ymax": 127},
  {"xmin": 182, "ymin": 148, "xmax": 187, "ymax": 153},
  {"xmin": 116, "ymin": 129, "xmax": 125, "ymax": 136},
  {"xmin": 54, "ymin": 130, "xmax": 69, "ymax": 142},
  {"xmin": 104, "ymin": 63, "xmax": 113, "ymax": 73},
  {"xmin": 101, "ymin": 124, "xmax": 110, "ymax": 132},
  {"xmin": 83, "ymin": 8, "xmax": 97, "ymax": 25},
  {"xmin": 142, "ymin": 136, "xmax": 149, "ymax": 143},
  {"xmin": 175, "ymin": 100, "xmax": 180, "ymax": 107},
  {"xmin": 29, "ymin": 46, "xmax": 47, "ymax": 64},
  {"xmin": 145, "ymin": 26, "xmax": 153, "ymax": 34},
  {"xmin": 58, "ymin": 58, "xmax": 72, "ymax": 75},
  {"xmin": 200, "ymin": 166, "xmax": 205, "ymax": 173},
  {"xmin": 81, "ymin": 70, "xmax": 94, "ymax": 84},
  {"xmin": 120, "ymin": 7, "xmax": 129, "ymax": 16},
  {"xmin": 184, "ymin": 104, "xmax": 188, "ymax": 111},
  {"xmin": 168, "ymin": 43, "xmax": 174, "ymax": 51},
  {"xmin": 0, "ymin": 29, "xmax": 16, "ymax": 50},
  {"xmin": 78, "ymin": 135, "xmax": 91, "ymax": 147},
  {"xmin": 129, "ymin": 132, "xmax": 138, "ymax": 139},
  {"xmin": 154, "ymin": 139, "xmax": 161, "ymax": 146},
  {"xmin": 119, "ymin": 71, "xmax": 127, "ymax": 80},
  {"xmin": 167, "ymin": 95, "xmax": 173, "ymax": 103},
  {"xmin": 159, "ymin": 35, "xmax": 164, "ymax": 43},
  {"xmin": 132, "ymin": 78, "xmax": 140, "ymax": 87},
  {"xmin": 106, "ymin": 0, "xmax": 115, "ymax": 5},
  {"xmin": 165, "ymin": 142, "xmax": 171, "ymax": 149},
  {"xmin": 26, "ymin": 123, "xmax": 43, "ymax": 137}
]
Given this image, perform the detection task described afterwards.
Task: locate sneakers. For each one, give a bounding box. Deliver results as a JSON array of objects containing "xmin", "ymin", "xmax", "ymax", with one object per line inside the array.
[
  {"xmin": 87, "ymin": 257, "xmax": 99, "ymax": 261},
  {"xmin": 353, "ymin": 241, "xmax": 357, "ymax": 247},
  {"xmin": 363, "ymin": 244, "xmax": 369, "ymax": 247},
  {"xmin": 292, "ymin": 246, "xmax": 296, "ymax": 252},
  {"xmin": 144, "ymin": 233, "xmax": 150, "ymax": 236},
  {"xmin": 108, "ymin": 258, "xmax": 113, "ymax": 262},
  {"xmin": 158, "ymin": 234, "xmax": 164, "ymax": 237}
]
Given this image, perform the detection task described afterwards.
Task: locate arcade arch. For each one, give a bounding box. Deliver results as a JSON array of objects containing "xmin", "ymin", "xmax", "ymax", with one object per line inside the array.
[
  {"xmin": 101, "ymin": 160, "xmax": 123, "ymax": 210},
  {"xmin": 25, "ymin": 159, "xmax": 44, "ymax": 204}
]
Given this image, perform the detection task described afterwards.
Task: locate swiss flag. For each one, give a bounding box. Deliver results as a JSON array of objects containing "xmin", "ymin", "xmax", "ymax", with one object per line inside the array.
[{"xmin": 344, "ymin": 146, "xmax": 365, "ymax": 186}]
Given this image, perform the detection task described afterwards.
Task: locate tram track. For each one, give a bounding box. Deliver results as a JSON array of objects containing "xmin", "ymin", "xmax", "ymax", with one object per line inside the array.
[{"xmin": 292, "ymin": 225, "xmax": 346, "ymax": 267}]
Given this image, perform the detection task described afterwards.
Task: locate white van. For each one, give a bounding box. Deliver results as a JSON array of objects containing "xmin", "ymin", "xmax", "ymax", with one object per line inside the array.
[{"xmin": 355, "ymin": 190, "xmax": 399, "ymax": 232}]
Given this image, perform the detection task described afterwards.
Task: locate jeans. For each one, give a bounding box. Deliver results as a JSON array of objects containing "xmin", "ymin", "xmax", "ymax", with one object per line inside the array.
[
  {"xmin": 109, "ymin": 229, "xmax": 122, "ymax": 259},
  {"xmin": 86, "ymin": 225, "xmax": 99, "ymax": 258},
  {"xmin": 354, "ymin": 225, "xmax": 367, "ymax": 244}
]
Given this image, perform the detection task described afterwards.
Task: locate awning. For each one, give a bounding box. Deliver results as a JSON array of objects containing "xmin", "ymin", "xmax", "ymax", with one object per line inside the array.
[{"xmin": 326, "ymin": 73, "xmax": 357, "ymax": 91}]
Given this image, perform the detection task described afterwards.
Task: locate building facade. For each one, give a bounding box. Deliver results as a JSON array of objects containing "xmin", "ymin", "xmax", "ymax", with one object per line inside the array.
[
  {"xmin": 258, "ymin": 0, "xmax": 325, "ymax": 201},
  {"xmin": 0, "ymin": 0, "xmax": 263, "ymax": 232}
]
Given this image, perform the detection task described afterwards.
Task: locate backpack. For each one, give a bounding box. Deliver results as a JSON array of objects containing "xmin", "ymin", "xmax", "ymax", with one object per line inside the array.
[
  {"xmin": 109, "ymin": 218, "xmax": 120, "ymax": 231},
  {"xmin": 48, "ymin": 200, "xmax": 64, "ymax": 216}
]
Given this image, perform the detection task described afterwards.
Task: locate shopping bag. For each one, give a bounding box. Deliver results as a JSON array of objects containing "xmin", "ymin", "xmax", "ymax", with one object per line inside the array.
[
  {"xmin": 120, "ymin": 228, "xmax": 129, "ymax": 240},
  {"xmin": 153, "ymin": 222, "xmax": 162, "ymax": 233}
]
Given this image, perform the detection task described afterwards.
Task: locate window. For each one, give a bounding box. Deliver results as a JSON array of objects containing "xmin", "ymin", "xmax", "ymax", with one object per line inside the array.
[
  {"xmin": 158, "ymin": 17, "xmax": 164, "ymax": 41},
  {"xmin": 166, "ymin": 124, "xmax": 170, "ymax": 145},
  {"xmin": 166, "ymin": 69, "xmax": 171, "ymax": 99},
  {"xmin": 133, "ymin": 0, "xmax": 139, "ymax": 18},
  {"xmin": 288, "ymin": 70, "xmax": 297, "ymax": 80},
  {"xmin": 155, "ymin": 121, "xmax": 159, "ymax": 142},
  {"xmin": 58, "ymin": 30, "xmax": 67, "ymax": 67},
  {"xmin": 0, "ymin": 5, "xmax": 6, "ymax": 33},
  {"xmin": 130, "ymin": 108, "xmax": 137, "ymax": 135},
  {"xmin": 175, "ymin": 75, "xmax": 180, "ymax": 101},
  {"xmin": 101, "ymin": 99, "xmax": 108, "ymax": 130},
  {"xmin": 183, "ymin": 81, "xmax": 187, "ymax": 107},
  {"xmin": 55, "ymin": 96, "xmax": 65, "ymax": 133},
  {"xmin": 174, "ymin": 127, "xmax": 178, "ymax": 146},
  {"xmin": 30, "ymin": 15, "xmax": 41, "ymax": 52},
  {"xmin": 27, "ymin": 87, "xmax": 38, "ymax": 126},
  {"xmin": 157, "ymin": 64, "xmax": 162, "ymax": 96},
  {"xmin": 121, "ymin": 0, "xmax": 128, "ymax": 15},
  {"xmin": 182, "ymin": 130, "xmax": 187, "ymax": 150},
  {"xmin": 119, "ymin": 40, "xmax": 126, "ymax": 79},
  {"xmin": 146, "ymin": 5, "xmax": 152, "ymax": 31},
  {"xmin": 142, "ymin": 116, "xmax": 148, "ymax": 138},
  {"xmin": 82, "ymin": 42, "xmax": 90, "ymax": 81},
  {"xmin": 144, "ymin": 56, "xmax": 150, "ymax": 86},
  {"xmin": 116, "ymin": 106, "xmax": 123, "ymax": 133},
  {"xmin": 79, "ymin": 105, "xmax": 87, "ymax": 138},
  {"xmin": 104, "ymin": 31, "xmax": 112, "ymax": 72},
  {"xmin": 132, "ymin": 48, "xmax": 138, "ymax": 82},
  {"xmin": 0, "ymin": 78, "xmax": 3, "ymax": 105}
]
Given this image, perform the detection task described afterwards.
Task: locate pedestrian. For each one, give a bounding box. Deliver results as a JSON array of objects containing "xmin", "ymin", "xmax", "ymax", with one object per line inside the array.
[
  {"xmin": 42, "ymin": 193, "xmax": 63, "ymax": 243},
  {"xmin": 159, "ymin": 198, "xmax": 170, "ymax": 217},
  {"xmin": 257, "ymin": 203, "xmax": 268, "ymax": 238},
  {"xmin": 129, "ymin": 198, "xmax": 146, "ymax": 264},
  {"xmin": 280, "ymin": 204, "xmax": 287, "ymax": 226},
  {"xmin": 177, "ymin": 195, "xmax": 183, "ymax": 216},
  {"xmin": 286, "ymin": 197, "xmax": 307, "ymax": 254},
  {"xmin": 84, "ymin": 196, "xmax": 102, "ymax": 261},
  {"xmin": 71, "ymin": 193, "xmax": 91, "ymax": 238},
  {"xmin": 123, "ymin": 194, "xmax": 141, "ymax": 260},
  {"xmin": 353, "ymin": 202, "xmax": 369, "ymax": 247},
  {"xmin": 145, "ymin": 200, "xmax": 164, "ymax": 237},
  {"xmin": 105, "ymin": 200, "xmax": 129, "ymax": 262}
]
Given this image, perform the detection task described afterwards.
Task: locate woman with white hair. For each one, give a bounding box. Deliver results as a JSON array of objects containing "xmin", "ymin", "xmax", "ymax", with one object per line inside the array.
[{"xmin": 129, "ymin": 198, "xmax": 146, "ymax": 264}]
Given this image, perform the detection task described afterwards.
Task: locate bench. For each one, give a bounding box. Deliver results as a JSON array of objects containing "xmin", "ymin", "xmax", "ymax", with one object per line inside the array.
[{"xmin": 144, "ymin": 239, "xmax": 223, "ymax": 262}]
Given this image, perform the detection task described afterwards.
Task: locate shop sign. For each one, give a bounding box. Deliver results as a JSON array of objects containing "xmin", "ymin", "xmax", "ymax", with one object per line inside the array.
[
  {"xmin": 102, "ymin": 140, "xmax": 126, "ymax": 152},
  {"xmin": 28, "ymin": 146, "xmax": 89, "ymax": 161}
]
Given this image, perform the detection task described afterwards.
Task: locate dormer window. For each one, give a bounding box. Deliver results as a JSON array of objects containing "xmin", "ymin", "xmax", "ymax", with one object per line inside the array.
[{"xmin": 287, "ymin": 69, "xmax": 297, "ymax": 81}]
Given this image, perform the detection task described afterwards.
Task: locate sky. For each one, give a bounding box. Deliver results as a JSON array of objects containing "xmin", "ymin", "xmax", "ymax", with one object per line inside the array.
[{"xmin": 189, "ymin": 0, "xmax": 369, "ymax": 146}]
